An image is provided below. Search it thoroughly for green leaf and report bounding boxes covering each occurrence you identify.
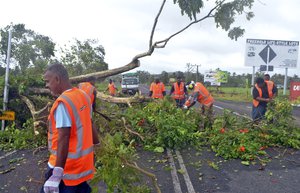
[241,161,250,166]
[153,147,164,153]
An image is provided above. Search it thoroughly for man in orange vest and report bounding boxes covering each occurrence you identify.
[149,78,166,99]
[264,74,278,98]
[252,77,273,121]
[42,63,99,193]
[183,81,214,115]
[106,79,118,96]
[78,76,97,111]
[170,76,188,108]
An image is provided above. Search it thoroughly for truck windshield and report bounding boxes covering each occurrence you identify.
[122,78,138,85]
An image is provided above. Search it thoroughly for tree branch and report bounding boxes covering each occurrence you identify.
[124,161,161,193]
[153,1,223,49]
[121,117,145,141]
[149,0,167,48]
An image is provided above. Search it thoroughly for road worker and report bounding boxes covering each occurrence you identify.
[252,77,273,121]
[183,81,214,114]
[264,74,278,98]
[169,76,188,108]
[149,78,166,99]
[42,63,98,193]
[78,76,97,111]
[106,79,118,96]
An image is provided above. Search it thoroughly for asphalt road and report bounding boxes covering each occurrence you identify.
[137,84,300,193]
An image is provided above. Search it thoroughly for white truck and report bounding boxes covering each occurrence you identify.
[121,73,139,95]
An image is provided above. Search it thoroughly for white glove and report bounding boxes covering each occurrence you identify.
[44,167,64,193]
[183,105,188,110]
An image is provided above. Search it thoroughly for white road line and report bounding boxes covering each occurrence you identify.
[167,148,183,193]
[0,150,17,160]
[213,104,251,120]
[175,150,196,193]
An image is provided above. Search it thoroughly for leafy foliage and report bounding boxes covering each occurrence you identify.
[60,39,108,76]
[124,97,204,151]
[0,119,47,151]
[91,132,150,193]
[0,24,55,74]
[173,0,203,20]
[205,99,300,161]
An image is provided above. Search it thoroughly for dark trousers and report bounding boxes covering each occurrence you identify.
[252,105,267,121]
[175,99,186,108]
[40,166,92,193]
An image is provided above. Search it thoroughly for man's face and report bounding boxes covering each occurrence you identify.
[177,78,182,83]
[43,71,61,96]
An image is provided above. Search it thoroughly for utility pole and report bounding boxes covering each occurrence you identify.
[2,25,12,131]
[191,64,201,82]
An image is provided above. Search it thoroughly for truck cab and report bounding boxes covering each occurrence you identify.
[121,73,139,95]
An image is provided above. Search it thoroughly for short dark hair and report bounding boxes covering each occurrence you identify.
[46,63,69,81]
[264,74,270,78]
[255,77,265,84]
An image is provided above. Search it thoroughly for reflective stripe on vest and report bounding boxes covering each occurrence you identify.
[48,88,94,186]
[173,82,185,99]
[64,169,94,180]
[48,94,93,159]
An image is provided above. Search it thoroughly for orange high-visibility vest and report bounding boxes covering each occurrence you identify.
[253,84,272,107]
[265,80,274,98]
[173,82,185,99]
[78,82,95,104]
[48,88,94,186]
[194,82,214,107]
[150,82,165,99]
[108,83,116,95]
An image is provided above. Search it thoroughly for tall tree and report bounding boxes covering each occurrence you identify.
[0,24,55,74]
[60,39,108,76]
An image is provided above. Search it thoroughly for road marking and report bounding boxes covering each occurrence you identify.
[213,104,251,120]
[0,150,17,160]
[167,148,183,193]
[175,150,196,193]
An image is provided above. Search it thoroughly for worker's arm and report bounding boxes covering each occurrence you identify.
[169,85,175,95]
[253,88,271,102]
[183,92,198,109]
[56,127,71,168]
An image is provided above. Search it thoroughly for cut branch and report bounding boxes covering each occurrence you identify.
[124,161,161,193]
[121,117,145,141]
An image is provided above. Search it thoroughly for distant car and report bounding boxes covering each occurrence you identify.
[247,52,255,57]
[277,84,284,89]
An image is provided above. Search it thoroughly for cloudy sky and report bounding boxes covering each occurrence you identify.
[0,0,300,76]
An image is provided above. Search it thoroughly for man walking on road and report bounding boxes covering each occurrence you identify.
[169,76,188,108]
[149,78,166,99]
[264,74,278,98]
[42,63,98,193]
[252,77,273,121]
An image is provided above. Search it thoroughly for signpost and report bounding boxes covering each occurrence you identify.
[245,38,299,95]
[0,111,15,121]
[204,69,228,86]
